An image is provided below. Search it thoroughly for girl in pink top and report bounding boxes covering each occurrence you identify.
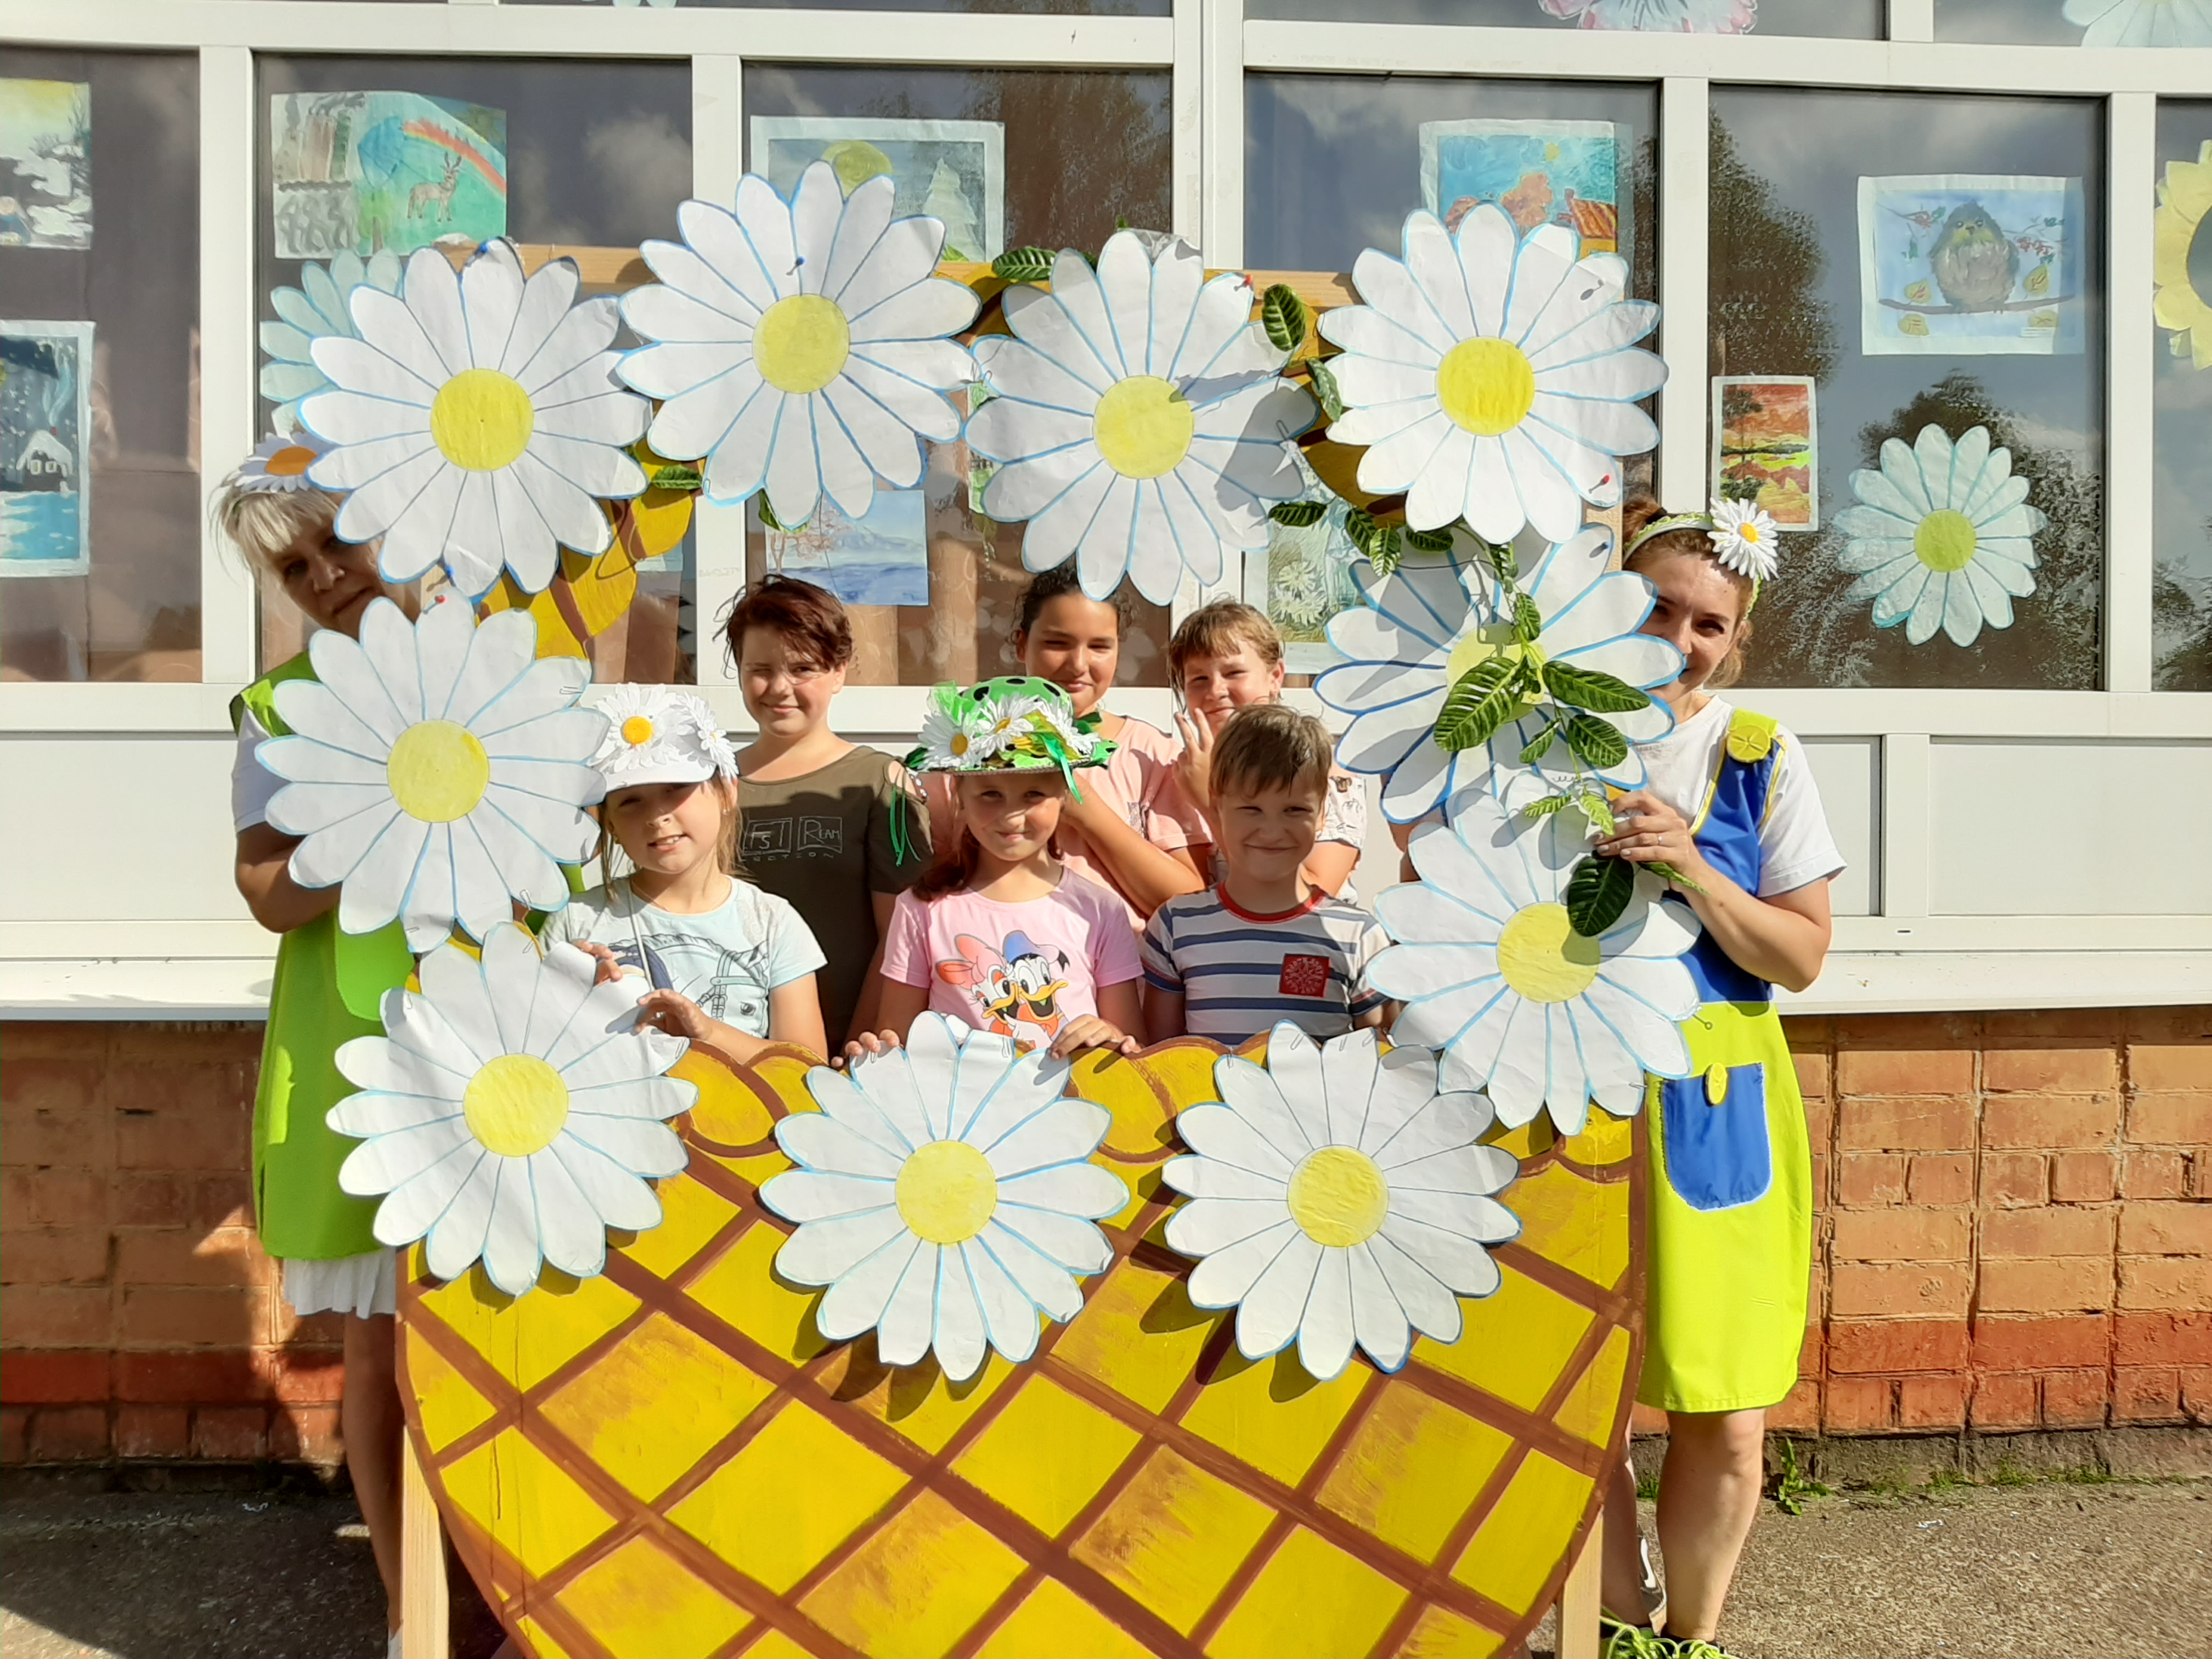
[862,678,1143,1061]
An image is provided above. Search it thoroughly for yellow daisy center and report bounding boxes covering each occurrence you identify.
[1497,901,1603,1003]
[1443,618,1524,688]
[430,368,535,472]
[1286,1146,1390,1248]
[1741,522,1763,544]
[1436,337,1537,437]
[386,719,491,823]
[1913,508,1978,573]
[266,444,317,478]
[620,715,657,746]
[949,731,974,758]
[754,294,852,395]
[462,1053,570,1158]
[895,1139,998,1245]
[1093,375,1196,479]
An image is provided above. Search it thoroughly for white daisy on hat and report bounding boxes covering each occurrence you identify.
[590,686,737,790]
[231,431,337,495]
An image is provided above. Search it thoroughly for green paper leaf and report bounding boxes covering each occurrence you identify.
[1482,539,1519,583]
[1433,658,1520,752]
[1543,660,1652,715]
[1578,791,1617,835]
[1564,853,1637,940]
[1307,357,1346,422]
[1404,526,1455,554]
[1564,714,1629,771]
[1521,794,1571,819]
[1269,500,1327,527]
[1513,593,1544,645]
[1519,723,1559,766]
[1369,538,1403,579]
[992,246,1056,283]
[1647,860,1708,895]
[757,495,808,533]
[648,462,703,494]
[1261,283,1311,355]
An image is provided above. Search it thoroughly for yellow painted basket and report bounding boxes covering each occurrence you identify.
[398,1036,1645,1659]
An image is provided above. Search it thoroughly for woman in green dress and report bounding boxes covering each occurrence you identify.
[219,436,420,1657]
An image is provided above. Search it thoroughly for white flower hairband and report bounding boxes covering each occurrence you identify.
[1621,499,1780,584]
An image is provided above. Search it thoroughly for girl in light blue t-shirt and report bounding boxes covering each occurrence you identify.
[544,688,828,1062]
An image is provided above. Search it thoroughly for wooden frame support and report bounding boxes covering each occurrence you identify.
[402,1434,451,1659]
[1559,1514,1605,1659]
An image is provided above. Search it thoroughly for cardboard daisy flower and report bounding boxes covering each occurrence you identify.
[1315,527,1683,822]
[1830,424,2046,648]
[331,924,694,1297]
[1163,1025,1520,1382]
[619,165,979,529]
[1319,203,1664,544]
[1368,787,1700,1133]
[258,597,606,951]
[259,249,403,433]
[966,231,1317,604]
[1709,498,1781,582]
[2154,139,2212,369]
[2063,0,2212,45]
[232,431,336,496]
[759,1014,1128,1380]
[302,239,651,599]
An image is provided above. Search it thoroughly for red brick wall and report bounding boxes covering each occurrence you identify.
[4,1009,2208,1466]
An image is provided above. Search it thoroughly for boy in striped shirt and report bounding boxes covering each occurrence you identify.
[1141,703,1393,1045]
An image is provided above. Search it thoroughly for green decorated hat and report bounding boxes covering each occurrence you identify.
[904,676,1116,778]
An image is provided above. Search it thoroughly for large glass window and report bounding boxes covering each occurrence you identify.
[1247,0,1879,35]
[1932,0,2209,45]
[742,65,1176,687]
[527,0,1166,10]
[1711,88,2106,691]
[253,57,694,679]
[1,51,199,683]
[2154,98,2211,691]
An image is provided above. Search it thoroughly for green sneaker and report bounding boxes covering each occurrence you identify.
[1667,1639,1742,1659]
[1599,1616,1671,1658]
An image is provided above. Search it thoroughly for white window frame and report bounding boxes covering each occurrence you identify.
[3,0,2209,1016]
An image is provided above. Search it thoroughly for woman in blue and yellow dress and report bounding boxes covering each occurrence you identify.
[1592,496,1845,1658]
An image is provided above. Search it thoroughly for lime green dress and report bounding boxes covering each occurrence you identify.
[233,655,414,1261]
[1637,708,1816,1415]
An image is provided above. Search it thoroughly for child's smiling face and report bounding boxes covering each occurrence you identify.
[606,778,731,879]
[957,774,1065,865]
[1213,776,1323,889]
[1017,593,1121,717]
[1178,642,1285,735]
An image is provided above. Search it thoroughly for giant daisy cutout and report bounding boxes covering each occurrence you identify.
[1368,787,1700,1132]
[2062,0,2212,44]
[1163,1025,1519,1382]
[2155,138,2212,370]
[1319,203,1664,544]
[302,239,651,599]
[1314,526,1683,823]
[1830,424,2047,648]
[759,1014,1128,1381]
[966,231,1317,604]
[258,597,606,951]
[332,924,693,1297]
[620,165,979,531]
[260,249,403,434]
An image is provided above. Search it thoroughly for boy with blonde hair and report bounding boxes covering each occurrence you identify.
[1142,702,1391,1045]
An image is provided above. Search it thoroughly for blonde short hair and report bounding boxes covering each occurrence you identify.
[209,473,341,584]
[1211,702,1333,803]
[1167,599,1283,689]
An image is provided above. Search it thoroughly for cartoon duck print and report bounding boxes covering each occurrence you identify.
[935,929,1073,1051]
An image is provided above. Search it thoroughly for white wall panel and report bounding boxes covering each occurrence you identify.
[1929,740,2212,916]
[1797,738,1877,918]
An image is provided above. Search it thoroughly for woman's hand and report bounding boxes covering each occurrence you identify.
[1594,791,1713,891]
[572,940,627,986]
[633,988,715,1043]
[1049,1016,1140,1060]
[1171,709,1215,820]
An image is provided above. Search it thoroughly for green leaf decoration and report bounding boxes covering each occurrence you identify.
[1482,539,1519,583]
[1647,860,1709,895]
[1343,506,1376,549]
[1261,283,1311,355]
[1404,526,1455,554]
[1564,853,1637,939]
[1519,723,1559,766]
[991,246,1057,283]
[648,462,703,494]
[1564,714,1629,770]
[1521,795,1570,819]
[1543,660,1652,714]
[1307,357,1346,422]
[1269,500,1327,528]
[1577,791,1616,835]
[1513,593,1544,645]
[1369,538,1403,579]
[757,495,808,533]
[1432,658,1521,752]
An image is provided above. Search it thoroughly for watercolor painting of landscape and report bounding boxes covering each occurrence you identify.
[1712,376,1818,531]
[270,91,507,261]
[1858,173,2084,356]
[0,79,92,250]
[1,320,94,578]
[751,117,1005,264]
[758,488,930,610]
[1420,118,1627,257]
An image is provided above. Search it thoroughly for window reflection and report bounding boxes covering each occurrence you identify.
[1247,0,1879,35]
[2153,99,2211,691]
[0,51,198,684]
[526,0,1165,11]
[741,66,1176,687]
[1712,88,2106,691]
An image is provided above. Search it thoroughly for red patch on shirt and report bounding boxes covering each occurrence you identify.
[1278,954,1332,998]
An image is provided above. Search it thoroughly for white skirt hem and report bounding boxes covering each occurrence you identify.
[279,1248,399,1319]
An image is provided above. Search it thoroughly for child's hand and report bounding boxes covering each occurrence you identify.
[1172,709,1215,817]
[1048,1016,1140,1060]
[633,988,714,1042]
[573,940,627,986]
[840,1030,901,1066]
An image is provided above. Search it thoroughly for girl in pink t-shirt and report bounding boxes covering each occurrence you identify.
[861,679,1143,1060]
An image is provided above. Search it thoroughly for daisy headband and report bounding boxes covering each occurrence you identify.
[230,431,337,495]
[1622,499,1781,592]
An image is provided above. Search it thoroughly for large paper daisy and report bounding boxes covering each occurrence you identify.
[258,597,606,951]
[331,924,693,1297]
[2062,0,2212,44]
[620,165,979,530]
[966,231,1317,604]
[2155,139,2212,370]
[759,1014,1127,1381]
[302,239,651,599]
[1368,787,1700,1133]
[259,249,403,434]
[1319,203,1664,544]
[1314,526,1683,823]
[1830,424,2047,648]
[1163,1025,1520,1382]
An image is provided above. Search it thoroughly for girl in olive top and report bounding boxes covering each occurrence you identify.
[725,577,932,1045]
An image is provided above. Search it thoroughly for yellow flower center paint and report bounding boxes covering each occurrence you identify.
[1436,337,1537,437]
[896,1139,1000,1245]
[1286,1146,1390,1248]
[430,368,535,472]
[1912,507,1979,573]
[753,294,852,395]
[462,1053,571,1158]
[386,720,492,823]
[1497,902,1603,1003]
[1093,375,1196,479]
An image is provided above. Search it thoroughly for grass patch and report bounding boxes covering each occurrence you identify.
[1770,1439,1833,1515]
